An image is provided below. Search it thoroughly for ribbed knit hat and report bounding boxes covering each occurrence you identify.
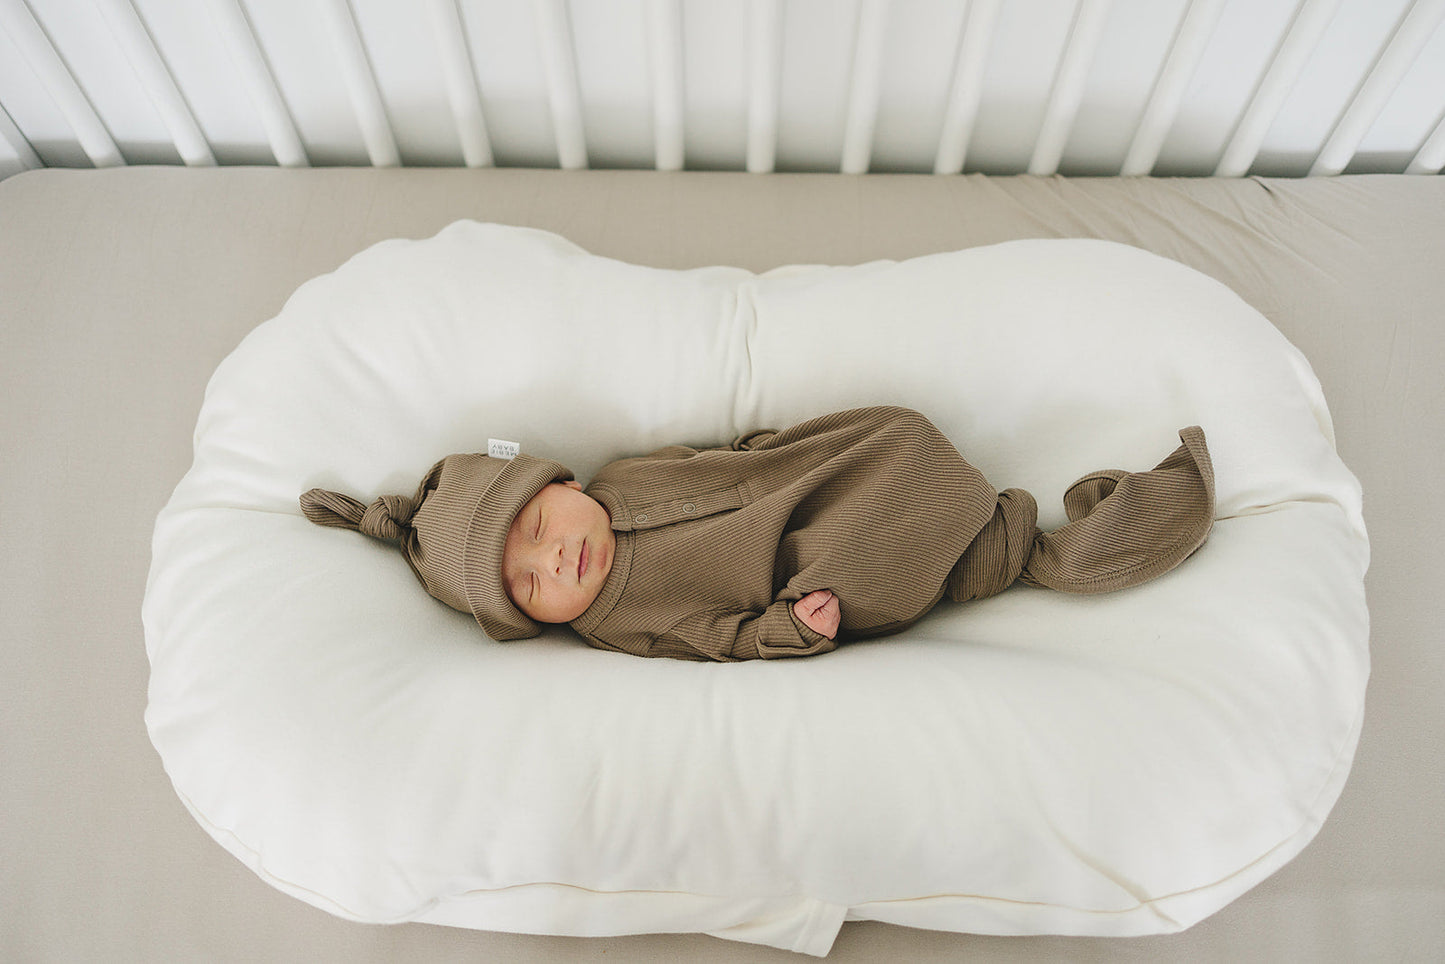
[300,452,573,640]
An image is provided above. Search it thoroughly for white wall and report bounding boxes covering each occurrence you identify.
[1,0,1443,182]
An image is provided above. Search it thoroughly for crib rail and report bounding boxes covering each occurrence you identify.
[1,0,1442,181]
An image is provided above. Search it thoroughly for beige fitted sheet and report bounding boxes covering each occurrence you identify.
[1,167,1440,962]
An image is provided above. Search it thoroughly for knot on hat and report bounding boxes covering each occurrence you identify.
[300,488,417,542]
[299,451,575,642]
[359,494,418,540]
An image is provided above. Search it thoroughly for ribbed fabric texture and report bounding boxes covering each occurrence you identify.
[947,426,1214,602]
[300,488,418,542]
[1023,426,1214,592]
[946,488,1040,603]
[573,407,1000,660]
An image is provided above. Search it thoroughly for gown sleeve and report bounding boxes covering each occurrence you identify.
[653,599,837,661]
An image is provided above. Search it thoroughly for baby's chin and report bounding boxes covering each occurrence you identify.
[564,581,607,622]
[508,589,599,626]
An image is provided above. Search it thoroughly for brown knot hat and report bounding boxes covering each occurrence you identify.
[300,452,573,640]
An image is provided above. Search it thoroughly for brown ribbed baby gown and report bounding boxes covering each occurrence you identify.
[569,406,1214,661]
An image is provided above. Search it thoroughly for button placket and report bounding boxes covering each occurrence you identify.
[627,484,746,529]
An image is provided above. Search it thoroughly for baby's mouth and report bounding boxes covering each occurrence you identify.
[579,539,589,580]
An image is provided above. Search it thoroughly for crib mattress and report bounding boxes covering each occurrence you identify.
[3,167,1442,961]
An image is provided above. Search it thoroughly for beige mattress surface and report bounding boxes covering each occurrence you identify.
[2,167,1441,961]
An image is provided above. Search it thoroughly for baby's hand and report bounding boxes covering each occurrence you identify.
[793,589,840,640]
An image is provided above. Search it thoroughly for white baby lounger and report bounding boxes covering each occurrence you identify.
[143,222,1369,956]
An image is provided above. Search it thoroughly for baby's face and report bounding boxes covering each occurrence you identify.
[501,481,615,624]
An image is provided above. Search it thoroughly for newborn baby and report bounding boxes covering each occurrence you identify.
[499,476,848,647]
[302,406,1214,660]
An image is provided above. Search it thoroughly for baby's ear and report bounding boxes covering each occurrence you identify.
[561,479,583,491]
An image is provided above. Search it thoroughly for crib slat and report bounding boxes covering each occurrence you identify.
[841,0,889,174]
[424,0,493,167]
[1121,0,1225,176]
[1028,0,1113,176]
[534,0,588,169]
[1405,110,1445,175]
[319,0,400,167]
[647,0,685,171]
[1309,0,1445,176]
[1214,0,1340,177]
[95,0,217,167]
[747,0,782,173]
[0,101,42,172]
[0,0,125,167]
[206,0,308,167]
[934,0,1000,175]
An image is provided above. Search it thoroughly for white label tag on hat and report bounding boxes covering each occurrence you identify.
[488,438,520,460]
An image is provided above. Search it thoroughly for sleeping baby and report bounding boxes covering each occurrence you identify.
[300,406,1214,660]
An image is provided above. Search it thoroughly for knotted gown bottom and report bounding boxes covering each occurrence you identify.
[947,426,1215,603]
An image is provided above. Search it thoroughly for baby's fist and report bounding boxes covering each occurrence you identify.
[793,589,840,640]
